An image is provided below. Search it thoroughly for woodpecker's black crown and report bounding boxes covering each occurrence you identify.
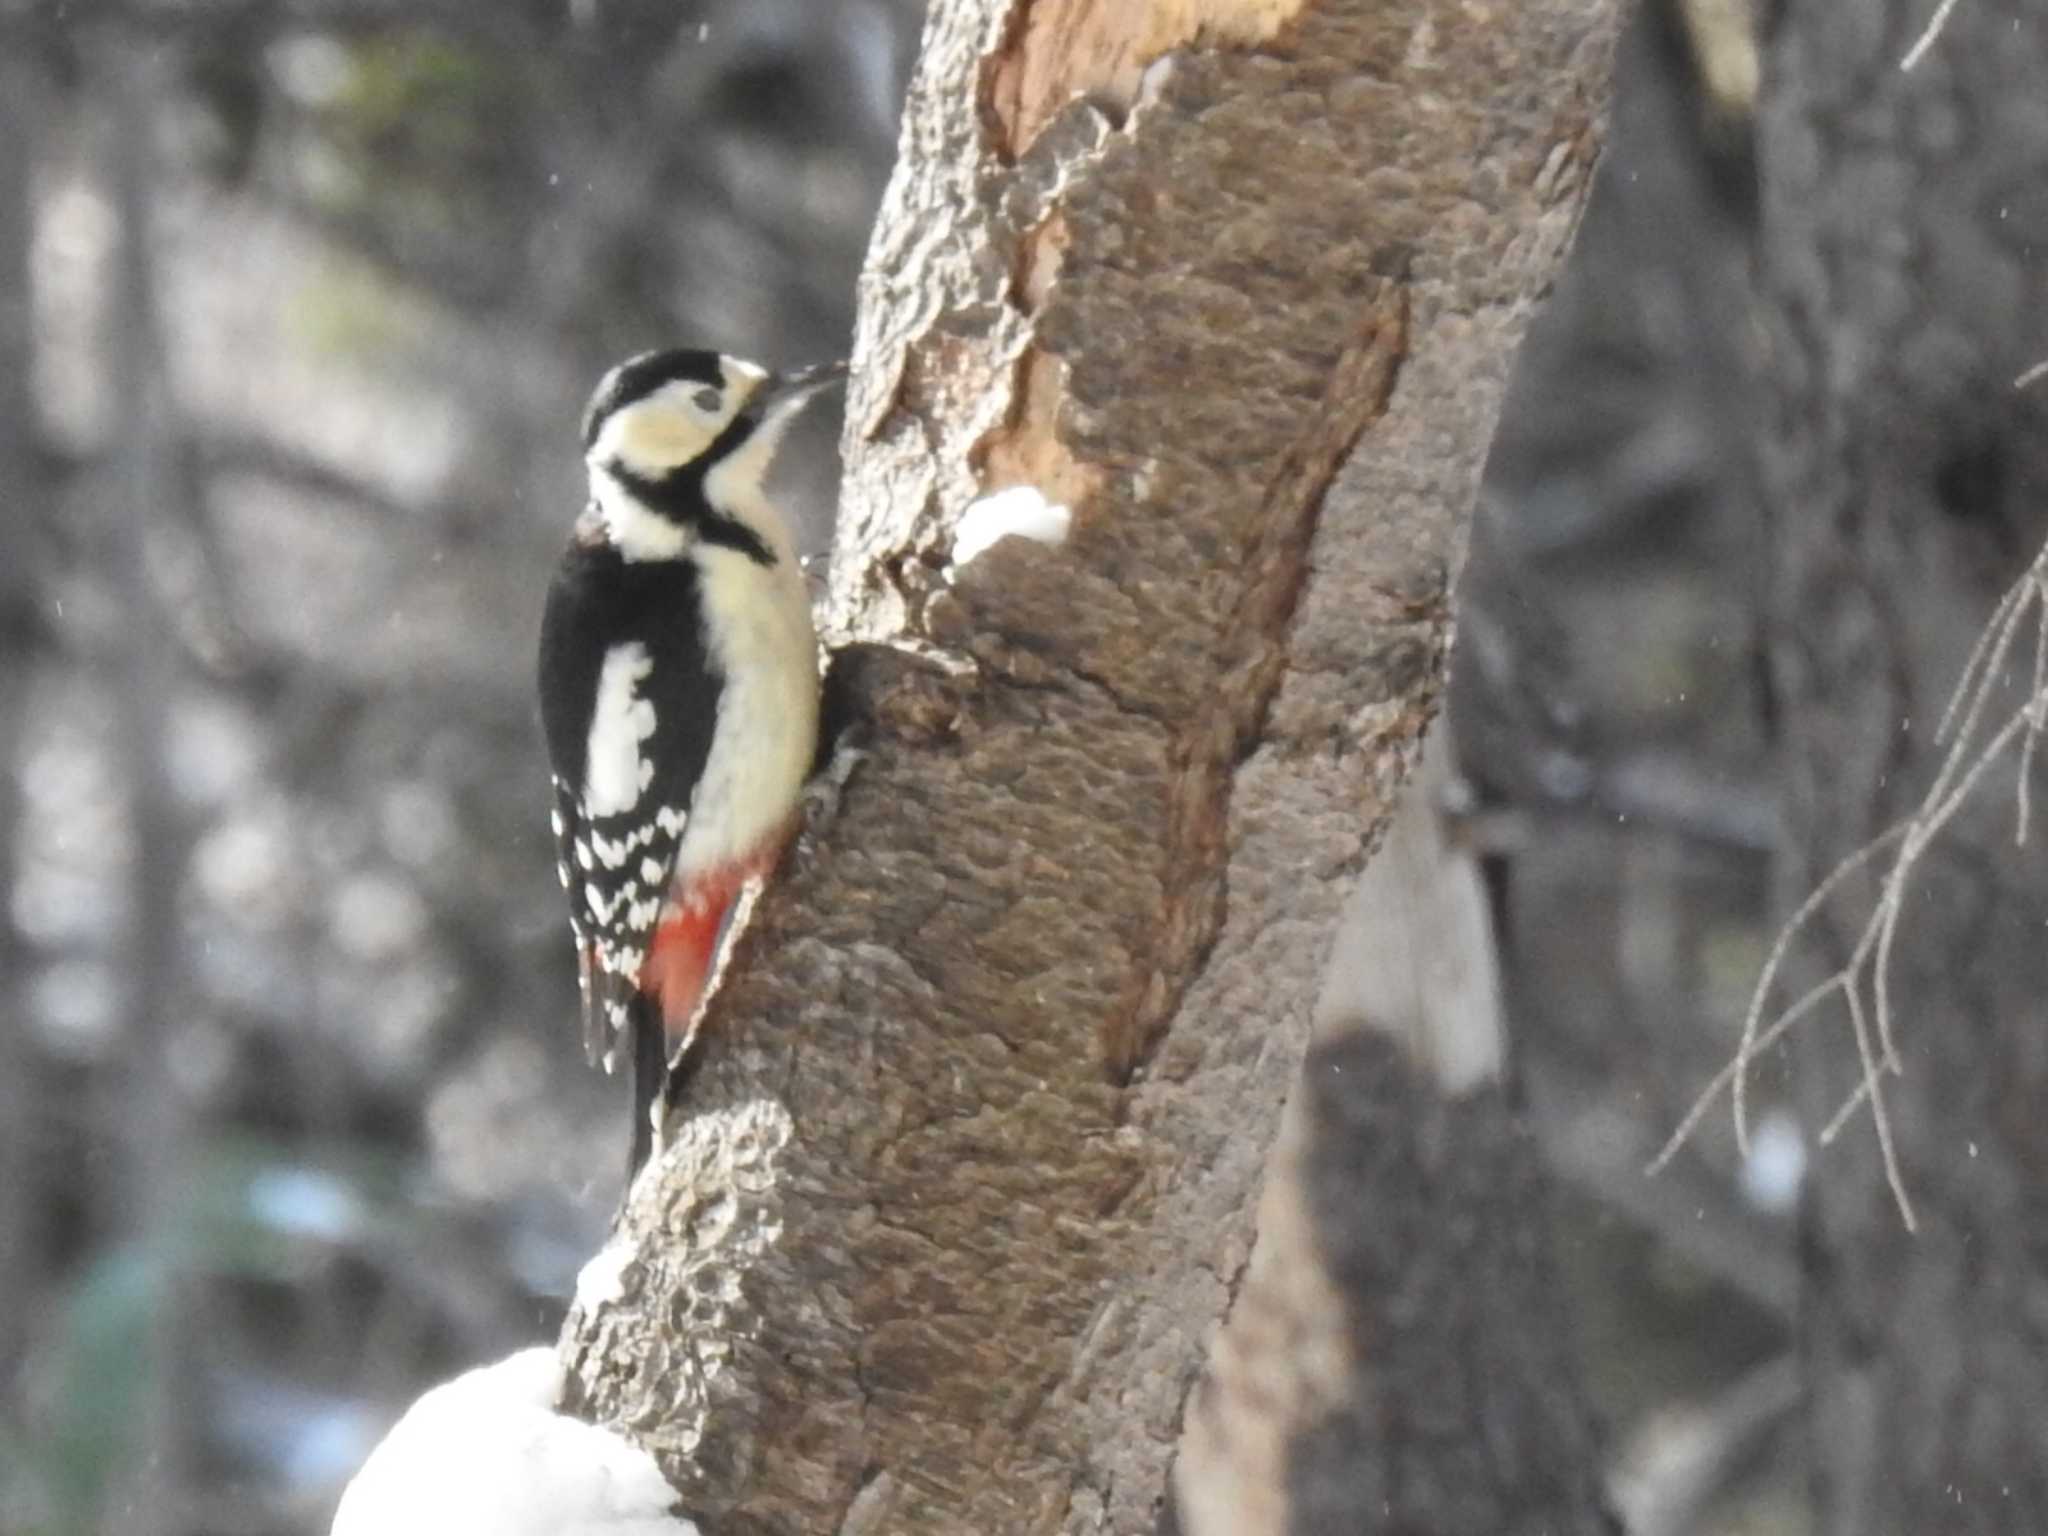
[580,348,728,451]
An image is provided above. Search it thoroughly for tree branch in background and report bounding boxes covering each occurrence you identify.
[1651,451,2048,1234]
[104,32,199,1536]
[1751,0,2048,1524]
[0,26,49,1409]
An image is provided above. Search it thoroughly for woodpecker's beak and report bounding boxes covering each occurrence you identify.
[755,359,848,424]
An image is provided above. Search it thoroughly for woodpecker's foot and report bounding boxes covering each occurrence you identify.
[660,1029,710,1115]
[642,1093,670,1177]
[800,739,867,850]
[614,1089,673,1230]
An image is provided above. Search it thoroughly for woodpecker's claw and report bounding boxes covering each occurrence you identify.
[799,738,868,855]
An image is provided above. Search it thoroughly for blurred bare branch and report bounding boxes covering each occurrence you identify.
[104,30,197,1535]
[0,32,47,1404]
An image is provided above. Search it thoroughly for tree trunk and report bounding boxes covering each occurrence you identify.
[562,2,1620,1531]
[1756,1,2048,1529]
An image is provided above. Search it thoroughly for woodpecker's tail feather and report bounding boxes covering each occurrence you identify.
[626,992,665,1183]
[620,867,770,1181]
[623,971,722,1185]
[577,942,639,1073]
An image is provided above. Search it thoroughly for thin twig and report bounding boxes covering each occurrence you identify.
[1918,702,2035,859]
[1819,1064,1881,1145]
[2018,585,2048,844]
[1901,0,1966,72]
[1871,848,1908,1075]
[1837,932,1914,1228]
[1647,971,1846,1176]
[1869,694,2035,1085]
[1934,562,2028,745]
[1729,822,1909,1152]
[1657,533,2048,1231]
[1837,718,2039,1151]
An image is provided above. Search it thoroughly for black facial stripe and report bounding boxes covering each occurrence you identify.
[697,515,777,567]
[600,407,778,568]
[608,457,777,569]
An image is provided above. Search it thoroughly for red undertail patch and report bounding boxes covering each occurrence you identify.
[641,893,733,1051]
[639,822,800,1054]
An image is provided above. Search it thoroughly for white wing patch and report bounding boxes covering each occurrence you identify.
[583,643,658,816]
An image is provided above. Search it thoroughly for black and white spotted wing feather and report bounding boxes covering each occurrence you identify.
[537,516,723,1070]
[545,779,686,1064]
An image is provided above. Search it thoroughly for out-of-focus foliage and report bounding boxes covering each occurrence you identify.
[0,4,918,1532]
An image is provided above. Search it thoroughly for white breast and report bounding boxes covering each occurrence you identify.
[583,644,657,816]
[674,539,819,879]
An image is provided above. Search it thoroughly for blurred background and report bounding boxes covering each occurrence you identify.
[0,2,1800,1533]
[0,3,917,1531]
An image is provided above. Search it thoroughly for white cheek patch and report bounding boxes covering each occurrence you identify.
[593,388,716,473]
[589,468,688,562]
[584,644,658,816]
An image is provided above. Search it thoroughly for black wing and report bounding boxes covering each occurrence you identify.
[538,526,724,1069]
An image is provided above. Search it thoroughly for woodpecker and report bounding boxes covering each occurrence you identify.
[538,347,835,1178]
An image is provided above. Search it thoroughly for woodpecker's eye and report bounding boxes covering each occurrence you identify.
[692,387,722,415]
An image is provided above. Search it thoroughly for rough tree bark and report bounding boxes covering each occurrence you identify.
[1756,1,2048,1531]
[561,2,1619,1531]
